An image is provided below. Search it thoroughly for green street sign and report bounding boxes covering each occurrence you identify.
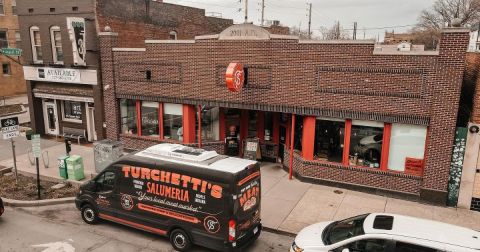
[1,48,22,56]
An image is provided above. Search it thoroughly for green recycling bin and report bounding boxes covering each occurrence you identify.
[66,155,85,181]
[58,156,69,179]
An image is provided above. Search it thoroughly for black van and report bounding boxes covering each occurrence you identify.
[75,144,261,251]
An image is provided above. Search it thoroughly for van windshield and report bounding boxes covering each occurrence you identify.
[324,214,367,245]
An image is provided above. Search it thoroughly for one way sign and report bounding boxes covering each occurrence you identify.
[1,117,19,140]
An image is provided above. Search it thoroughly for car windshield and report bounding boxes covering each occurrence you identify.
[326,214,368,245]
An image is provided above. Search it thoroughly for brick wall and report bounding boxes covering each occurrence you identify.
[96,0,233,48]
[99,26,469,202]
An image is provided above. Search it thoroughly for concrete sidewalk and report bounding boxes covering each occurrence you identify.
[0,136,96,184]
[260,163,480,234]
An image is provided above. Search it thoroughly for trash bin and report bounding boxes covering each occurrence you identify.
[94,140,123,173]
[66,155,85,181]
[58,156,69,179]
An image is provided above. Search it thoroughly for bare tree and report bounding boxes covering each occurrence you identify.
[417,0,480,30]
[318,22,350,40]
[289,26,312,39]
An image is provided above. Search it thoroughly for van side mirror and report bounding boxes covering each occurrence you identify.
[342,249,350,252]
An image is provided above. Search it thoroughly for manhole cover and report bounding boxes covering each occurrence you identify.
[334,190,343,194]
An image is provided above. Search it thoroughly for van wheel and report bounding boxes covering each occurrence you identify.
[170,229,192,251]
[81,204,99,224]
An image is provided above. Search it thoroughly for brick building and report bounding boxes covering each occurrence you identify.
[0,0,26,97]
[17,0,232,142]
[99,23,469,204]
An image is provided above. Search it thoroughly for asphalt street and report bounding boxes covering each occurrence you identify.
[0,204,293,252]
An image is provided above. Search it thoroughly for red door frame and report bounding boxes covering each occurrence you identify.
[302,116,316,161]
[289,114,296,180]
[136,100,142,136]
[159,103,164,140]
[380,123,392,171]
[342,119,352,166]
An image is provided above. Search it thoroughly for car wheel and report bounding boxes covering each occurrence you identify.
[170,229,192,251]
[81,204,99,224]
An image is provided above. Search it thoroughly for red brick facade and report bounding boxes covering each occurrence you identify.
[100,25,469,204]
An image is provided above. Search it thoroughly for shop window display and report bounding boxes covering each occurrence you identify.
[63,101,82,121]
[264,112,273,141]
[196,106,220,141]
[248,111,258,138]
[388,124,427,171]
[120,99,137,135]
[314,119,344,163]
[163,103,183,141]
[141,101,159,137]
[349,121,384,168]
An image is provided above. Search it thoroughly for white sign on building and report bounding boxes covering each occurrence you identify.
[67,17,87,66]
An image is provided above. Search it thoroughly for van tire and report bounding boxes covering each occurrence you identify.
[169,229,192,251]
[81,204,99,224]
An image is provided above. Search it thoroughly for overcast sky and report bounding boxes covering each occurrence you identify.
[163,0,435,40]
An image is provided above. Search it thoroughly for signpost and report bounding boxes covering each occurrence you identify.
[1,117,19,183]
[31,134,42,199]
[0,48,22,56]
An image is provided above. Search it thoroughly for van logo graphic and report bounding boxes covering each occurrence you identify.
[243,196,257,211]
[121,194,134,211]
[204,216,220,234]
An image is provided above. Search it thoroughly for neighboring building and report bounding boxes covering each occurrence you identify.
[17,0,232,142]
[375,42,425,53]
[0,0,26,97]
[383,31,415,44]
[99,24,469,204]
[468,23,480,52]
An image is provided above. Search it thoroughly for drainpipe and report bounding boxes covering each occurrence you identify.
[198,105,202,148]
[289,114,295,180]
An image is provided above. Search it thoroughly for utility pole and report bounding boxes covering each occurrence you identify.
[244,0,248,23]
[307,3,312,39]
[261,0,265,26]
[353,22,357,40]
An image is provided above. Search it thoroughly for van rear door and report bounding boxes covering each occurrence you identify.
[233,163,261,241]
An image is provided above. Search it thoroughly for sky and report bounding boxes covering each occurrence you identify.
[163,0,436,40]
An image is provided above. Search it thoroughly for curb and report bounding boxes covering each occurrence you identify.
[3,197,76,207]
[262,226,297,237]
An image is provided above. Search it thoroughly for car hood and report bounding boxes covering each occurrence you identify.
[294,221,333,248]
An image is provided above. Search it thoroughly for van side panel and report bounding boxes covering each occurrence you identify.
[115,163,232,249]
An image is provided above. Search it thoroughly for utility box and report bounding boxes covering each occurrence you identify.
[94,140,123,173]
[58,156,69,179]
[66,155,85,181]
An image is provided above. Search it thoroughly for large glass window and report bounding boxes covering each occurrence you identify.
[120,99,138,135]
[50,26,63,64]
[314,118,345,163]
[163,103,183,141]
[197,106,219,141]
[30,26,43,63]
[264,112,274,141]
[0,0,4,15]
[349,120,384,168]
[63,101,82,121]
[388,124,427,172]
[248,111,258,138]
[141,101,159,137]
[11,0,16,15]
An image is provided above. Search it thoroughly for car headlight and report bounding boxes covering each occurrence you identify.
[292,242,304,252]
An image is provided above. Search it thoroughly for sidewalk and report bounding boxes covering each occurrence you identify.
[0,136,96,183]
[260,163,480,234]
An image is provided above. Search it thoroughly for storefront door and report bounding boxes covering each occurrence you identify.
[86,104,97,142]
[43,100,59,135]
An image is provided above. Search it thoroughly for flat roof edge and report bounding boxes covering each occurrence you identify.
[373,51,439,56]
[145,40,196,44]
[112,48,146,52]
[299,39,375,44]
[441,27,470,33]
[195,34,219,40]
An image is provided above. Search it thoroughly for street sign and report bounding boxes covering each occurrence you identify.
[0,48,22,56]
[1,117,19,140]
[32,134,41,158]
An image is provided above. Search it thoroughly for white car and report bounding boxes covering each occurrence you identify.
[290,213,480,252]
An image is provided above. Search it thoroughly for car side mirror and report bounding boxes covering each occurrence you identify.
[342,249,350,252]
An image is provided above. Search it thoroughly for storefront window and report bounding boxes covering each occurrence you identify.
[388,124,427,171]
[197,106,220,141]
[248,111,257,138]
[349,120,384,168]
[63,101,82,121]
[294,115,303,151]
[120,99,138,135]
[163,103,183,141]
[141,101,159,137]
[314,118,344,163]
[264,112,273,141]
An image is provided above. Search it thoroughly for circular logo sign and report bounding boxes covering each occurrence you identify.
[225,63,245,92]
[121,194,134,211]
[203,216,221,234]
